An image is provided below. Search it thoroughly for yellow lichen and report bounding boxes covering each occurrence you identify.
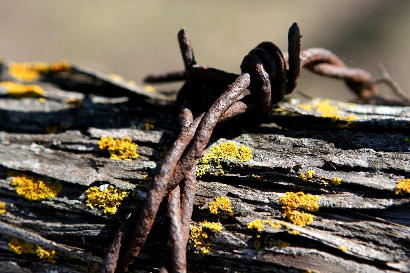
[300,170,315,181]
[196,141,252,176]
[281,221,301,235]
[11,175,62,201]
[0,201,6,214]
[8,238,55,262]
[9,61,70,81]
[280,192,321,227]
[271,106,287,114]
[338,245,348,252]
[98,136,139,161]
[331,177,342,186]
[38,97,46,103]
[208,196,233,217]
[189,221,222,254]
[280,192,320,212]
[251,174,262,180]
[395,178,410,195]
[108,73,124,82]
[282,209,314,227]
[8,238,36,254]
[144,119,155,130]
[298,99,357,126]
[143,85,155,92]
[35,246,56,262]
[49,60,71,72]
[200,220,223,232]
[1,81,44,98]
[287,228,300,235]
[265,219,281,229]
[238,145,253,162]
[85,185,127,214]
[247,219,264,232]
[298,103,313,111]
[247,219,281,232]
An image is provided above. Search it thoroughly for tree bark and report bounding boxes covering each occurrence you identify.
[0,64,409,273]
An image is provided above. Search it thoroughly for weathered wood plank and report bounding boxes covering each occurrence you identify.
[0,61,409,273]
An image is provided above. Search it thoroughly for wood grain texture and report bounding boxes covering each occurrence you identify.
[0,61,409,273]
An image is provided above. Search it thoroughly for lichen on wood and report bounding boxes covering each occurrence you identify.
[0,60,409,273]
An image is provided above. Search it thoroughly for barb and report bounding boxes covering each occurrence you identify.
[375,63,410,104]
[103,22,385,273]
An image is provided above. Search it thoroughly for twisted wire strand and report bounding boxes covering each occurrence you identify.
[103,22,384,273]
[283,48,376,101]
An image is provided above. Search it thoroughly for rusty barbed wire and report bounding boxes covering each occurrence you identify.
[101,22,393,273]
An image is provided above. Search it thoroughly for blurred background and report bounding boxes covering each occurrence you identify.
[0,0,409,100]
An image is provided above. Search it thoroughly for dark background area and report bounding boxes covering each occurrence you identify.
[1,0,409,100]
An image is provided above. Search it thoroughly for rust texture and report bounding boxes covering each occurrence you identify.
[101,23,389,273]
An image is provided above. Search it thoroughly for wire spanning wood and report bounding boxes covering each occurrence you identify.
[0,53,409,273]
[101,23,397,273]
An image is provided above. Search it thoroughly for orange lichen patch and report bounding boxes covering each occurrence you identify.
[208,196,233,217]
[38,97,46,103]
[395,178,410,195]
[298,99,357,125]
[1,81,44,98]
[85,185,127,214]
[331,176,342,186]
[338,245,348,252]
[280,192,321,227]
[49,60,71,72]
[11,174,62,201]
[8,238,55,262]
[300,170,315,181]
[9,61,70,81]
[189,221,222,254]
[196,141,252,176]
[98,136,139,161]
[0,201,6,214]
[247,219,281,232]
[9,62,48,81]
